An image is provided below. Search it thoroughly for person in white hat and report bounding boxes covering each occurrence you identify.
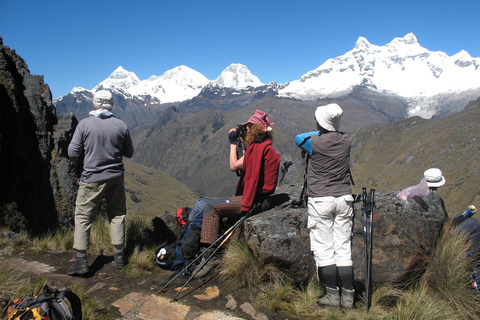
[295,103,355,309]
[424,168,446,191]
[67,90,134,275]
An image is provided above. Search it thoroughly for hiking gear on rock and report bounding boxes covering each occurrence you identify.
[155,197,212,271]
[114,246,126,270]
[363,188,375,312]
[318,286,340,308]
[168,205,259,302]
[341,287,355,309]
[6,285,82,320]
[193,247,221,278]
[67,251,88,275]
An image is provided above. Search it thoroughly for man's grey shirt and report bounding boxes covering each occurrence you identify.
[68,112,134,183]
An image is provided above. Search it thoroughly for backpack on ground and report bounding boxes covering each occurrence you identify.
[5,285,82,320]
[156,197,212,273]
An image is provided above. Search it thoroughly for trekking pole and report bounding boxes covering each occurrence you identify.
[159,216,246,293]
[171,206,257,302]
[361,188,369,311]
[366,189,375,312]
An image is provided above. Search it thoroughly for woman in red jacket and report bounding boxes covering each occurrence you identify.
[194,110,281,278]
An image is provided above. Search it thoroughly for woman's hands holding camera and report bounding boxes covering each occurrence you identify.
[229,128,239,145]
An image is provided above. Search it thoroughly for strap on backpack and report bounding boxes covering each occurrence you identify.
[57,288,82,320]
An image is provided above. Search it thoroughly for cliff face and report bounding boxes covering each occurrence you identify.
[0,36,78,233]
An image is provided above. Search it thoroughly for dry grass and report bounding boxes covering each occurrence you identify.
[220,239,286,293]
[220,224,480,320]
[2,214,480,319]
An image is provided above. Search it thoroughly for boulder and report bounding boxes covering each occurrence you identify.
[242,185,448,286]
[0,40,78,233]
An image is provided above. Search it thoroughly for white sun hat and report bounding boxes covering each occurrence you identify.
[314,103,343,131]
[424,168,446,187]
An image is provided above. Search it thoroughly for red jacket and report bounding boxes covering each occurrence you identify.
[235,137,281,212]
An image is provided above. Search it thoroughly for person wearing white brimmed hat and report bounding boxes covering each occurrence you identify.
[424,168,446,190]
[295,103,355,309]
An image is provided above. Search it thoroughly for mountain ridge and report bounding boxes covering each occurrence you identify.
[57,33,480,118]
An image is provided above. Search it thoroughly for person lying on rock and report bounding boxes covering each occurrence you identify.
[295,103,355,309]
[67,90,134,275]
[193,110,281,278]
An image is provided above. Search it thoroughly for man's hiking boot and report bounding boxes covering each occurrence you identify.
[341,287,355,309]
[318,286,340,308]
[114,246,126,270]
[67,250,89,275]
[193,247,221,278]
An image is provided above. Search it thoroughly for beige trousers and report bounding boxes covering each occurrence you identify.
[308,195,354,267]
[73,175,126,251]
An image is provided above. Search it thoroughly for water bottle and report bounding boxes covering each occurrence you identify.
[463,205,477,218]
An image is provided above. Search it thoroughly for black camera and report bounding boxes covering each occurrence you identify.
[236,125,247,141]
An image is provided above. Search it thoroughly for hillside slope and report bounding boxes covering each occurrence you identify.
[124,160,199,219]
[132,88,408,198]
[350,99,480,215]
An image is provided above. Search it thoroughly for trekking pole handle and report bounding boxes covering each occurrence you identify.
[369,189,376,210]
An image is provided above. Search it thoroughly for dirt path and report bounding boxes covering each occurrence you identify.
[0,249,269,320]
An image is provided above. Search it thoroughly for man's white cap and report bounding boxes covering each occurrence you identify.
[93,90,114,109]
[315,103,343,131]
[424,168,446,187]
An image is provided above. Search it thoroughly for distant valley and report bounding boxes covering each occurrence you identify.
[53,34,480,217]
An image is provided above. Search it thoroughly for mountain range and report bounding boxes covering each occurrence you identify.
[52,34,480,216]
[59,33,480,119]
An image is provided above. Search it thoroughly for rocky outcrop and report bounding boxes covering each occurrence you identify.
[242,185,448,286]
[0,37,78,233]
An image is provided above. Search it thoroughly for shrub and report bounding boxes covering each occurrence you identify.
[0,203,26,232]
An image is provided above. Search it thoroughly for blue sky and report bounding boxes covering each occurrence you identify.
[1,0,479,98]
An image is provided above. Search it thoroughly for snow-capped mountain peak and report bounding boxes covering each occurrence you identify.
[355,37,372,50]
[214,63,263,88]
[128,65,209,103]
[93,66,140,92]
[279,33,480,117]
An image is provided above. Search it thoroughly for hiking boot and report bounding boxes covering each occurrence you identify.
[114,246,126,270]
[67,250,89,275]
[318,286,340,308]
[341,287,355,309]
[193,248,221,278]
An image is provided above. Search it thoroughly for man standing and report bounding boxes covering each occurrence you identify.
[67,90,134,275]
[295,103,355,309]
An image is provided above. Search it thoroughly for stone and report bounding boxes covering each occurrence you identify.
[193,311,245,320]
[112,292,145,316]
[239,302,257,318]
[194,285,220,301]
[85,282,106,295]
[0,41,78,233]
[242,186,448,286]
[254,313,269,320]
[225,294,237,310]
[137,295,190,320]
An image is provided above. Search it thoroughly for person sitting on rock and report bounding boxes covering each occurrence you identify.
[193,110,281,278]
[295,103,355,309]
[424,167,446,191]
